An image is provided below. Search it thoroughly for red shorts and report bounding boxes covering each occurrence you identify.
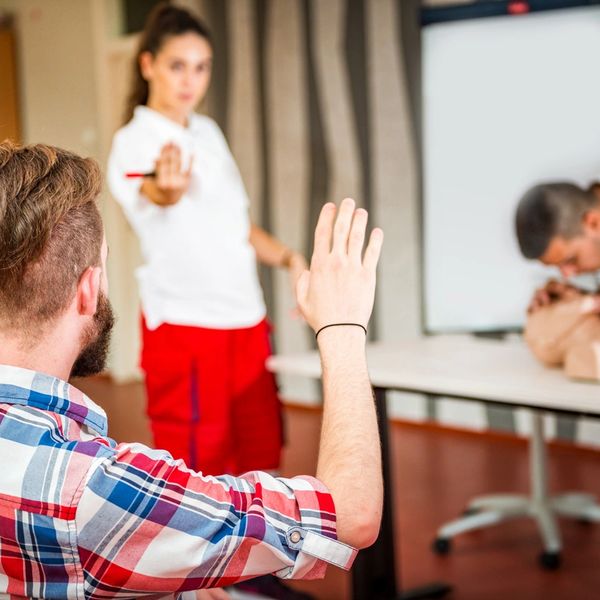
[140,317,283,476]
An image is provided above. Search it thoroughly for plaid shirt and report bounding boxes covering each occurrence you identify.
[0,365,356,599]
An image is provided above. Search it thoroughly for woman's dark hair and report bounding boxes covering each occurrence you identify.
[123,2,212,124]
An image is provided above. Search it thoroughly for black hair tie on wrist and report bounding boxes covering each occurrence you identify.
[315,323,368,340]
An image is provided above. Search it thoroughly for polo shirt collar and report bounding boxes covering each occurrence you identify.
[134,105,201,136]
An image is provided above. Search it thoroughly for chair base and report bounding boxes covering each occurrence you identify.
[436,491,600,554]
[432,411,600,567]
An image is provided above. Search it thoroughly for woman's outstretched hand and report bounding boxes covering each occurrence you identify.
[143,142,193,206]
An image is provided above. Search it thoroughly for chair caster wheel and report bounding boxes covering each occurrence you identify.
[539,551,561,570]
[432,537,451,555]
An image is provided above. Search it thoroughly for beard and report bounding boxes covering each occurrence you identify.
[70,291,115,379]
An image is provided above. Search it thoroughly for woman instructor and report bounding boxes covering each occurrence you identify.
[108,3,306,477]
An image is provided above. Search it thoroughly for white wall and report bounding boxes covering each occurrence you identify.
[0,0,100,157]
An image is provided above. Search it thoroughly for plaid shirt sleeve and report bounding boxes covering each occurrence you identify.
[76,441,356,597]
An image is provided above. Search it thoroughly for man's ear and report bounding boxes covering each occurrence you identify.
[139,51,154,81]
[76,266,101,317]
[582,209,600,235]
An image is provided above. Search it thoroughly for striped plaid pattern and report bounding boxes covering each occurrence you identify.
[0,365,355,599]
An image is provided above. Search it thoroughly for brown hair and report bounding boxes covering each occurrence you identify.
[0,141,103,334]
[123,2,212,124]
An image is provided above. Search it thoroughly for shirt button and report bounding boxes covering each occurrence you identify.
[290,531,302,543]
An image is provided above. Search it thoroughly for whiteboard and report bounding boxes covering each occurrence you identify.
[423,7,600,332]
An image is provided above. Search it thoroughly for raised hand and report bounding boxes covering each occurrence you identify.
[307,199,384,549]
[295,198,383,334]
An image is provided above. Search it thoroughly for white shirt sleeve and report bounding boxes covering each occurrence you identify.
[107,129,161,225]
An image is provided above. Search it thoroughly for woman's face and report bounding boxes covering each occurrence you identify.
[141,32,213,117]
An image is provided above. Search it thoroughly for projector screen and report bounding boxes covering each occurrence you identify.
[423,7,600,332]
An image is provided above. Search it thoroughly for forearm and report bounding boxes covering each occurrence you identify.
[249,223,295,267]
[315,328,383,549]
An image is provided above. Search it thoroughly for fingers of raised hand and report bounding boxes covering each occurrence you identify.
[156,144,191,195]
[332,198,356,255]
[159,143,181,176]
[159,143,173,163]
[312,203,336,262]
[348,208,368,263]
[165,145,181,177]
[363,227,384,272]
[312,200,381,268]
[156,147,171,184]
[171,146,182,174]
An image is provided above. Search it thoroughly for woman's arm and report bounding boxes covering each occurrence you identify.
[249,223,308,286]
[249,223,299,267]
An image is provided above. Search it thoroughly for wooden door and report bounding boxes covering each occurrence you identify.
[0,23,21,143]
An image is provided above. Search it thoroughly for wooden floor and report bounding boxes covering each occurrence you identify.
[76,377,600,600]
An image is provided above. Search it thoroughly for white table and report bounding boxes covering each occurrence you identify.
[267,336,600,599]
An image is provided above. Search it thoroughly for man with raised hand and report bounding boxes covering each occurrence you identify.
[0,141,383,599]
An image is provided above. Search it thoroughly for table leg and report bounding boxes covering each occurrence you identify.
[350,387,452,600]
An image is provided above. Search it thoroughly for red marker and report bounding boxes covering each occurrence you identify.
[125,171,156,178]
[508,1,529,15]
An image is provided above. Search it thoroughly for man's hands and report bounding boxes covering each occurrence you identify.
[528,279,587,313]
[295,199,383,334]
[142,142,193,207]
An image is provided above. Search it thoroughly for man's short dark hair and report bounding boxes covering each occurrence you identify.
[515,182,599,259]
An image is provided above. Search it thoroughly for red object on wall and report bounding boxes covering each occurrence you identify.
[508,1,530,15]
